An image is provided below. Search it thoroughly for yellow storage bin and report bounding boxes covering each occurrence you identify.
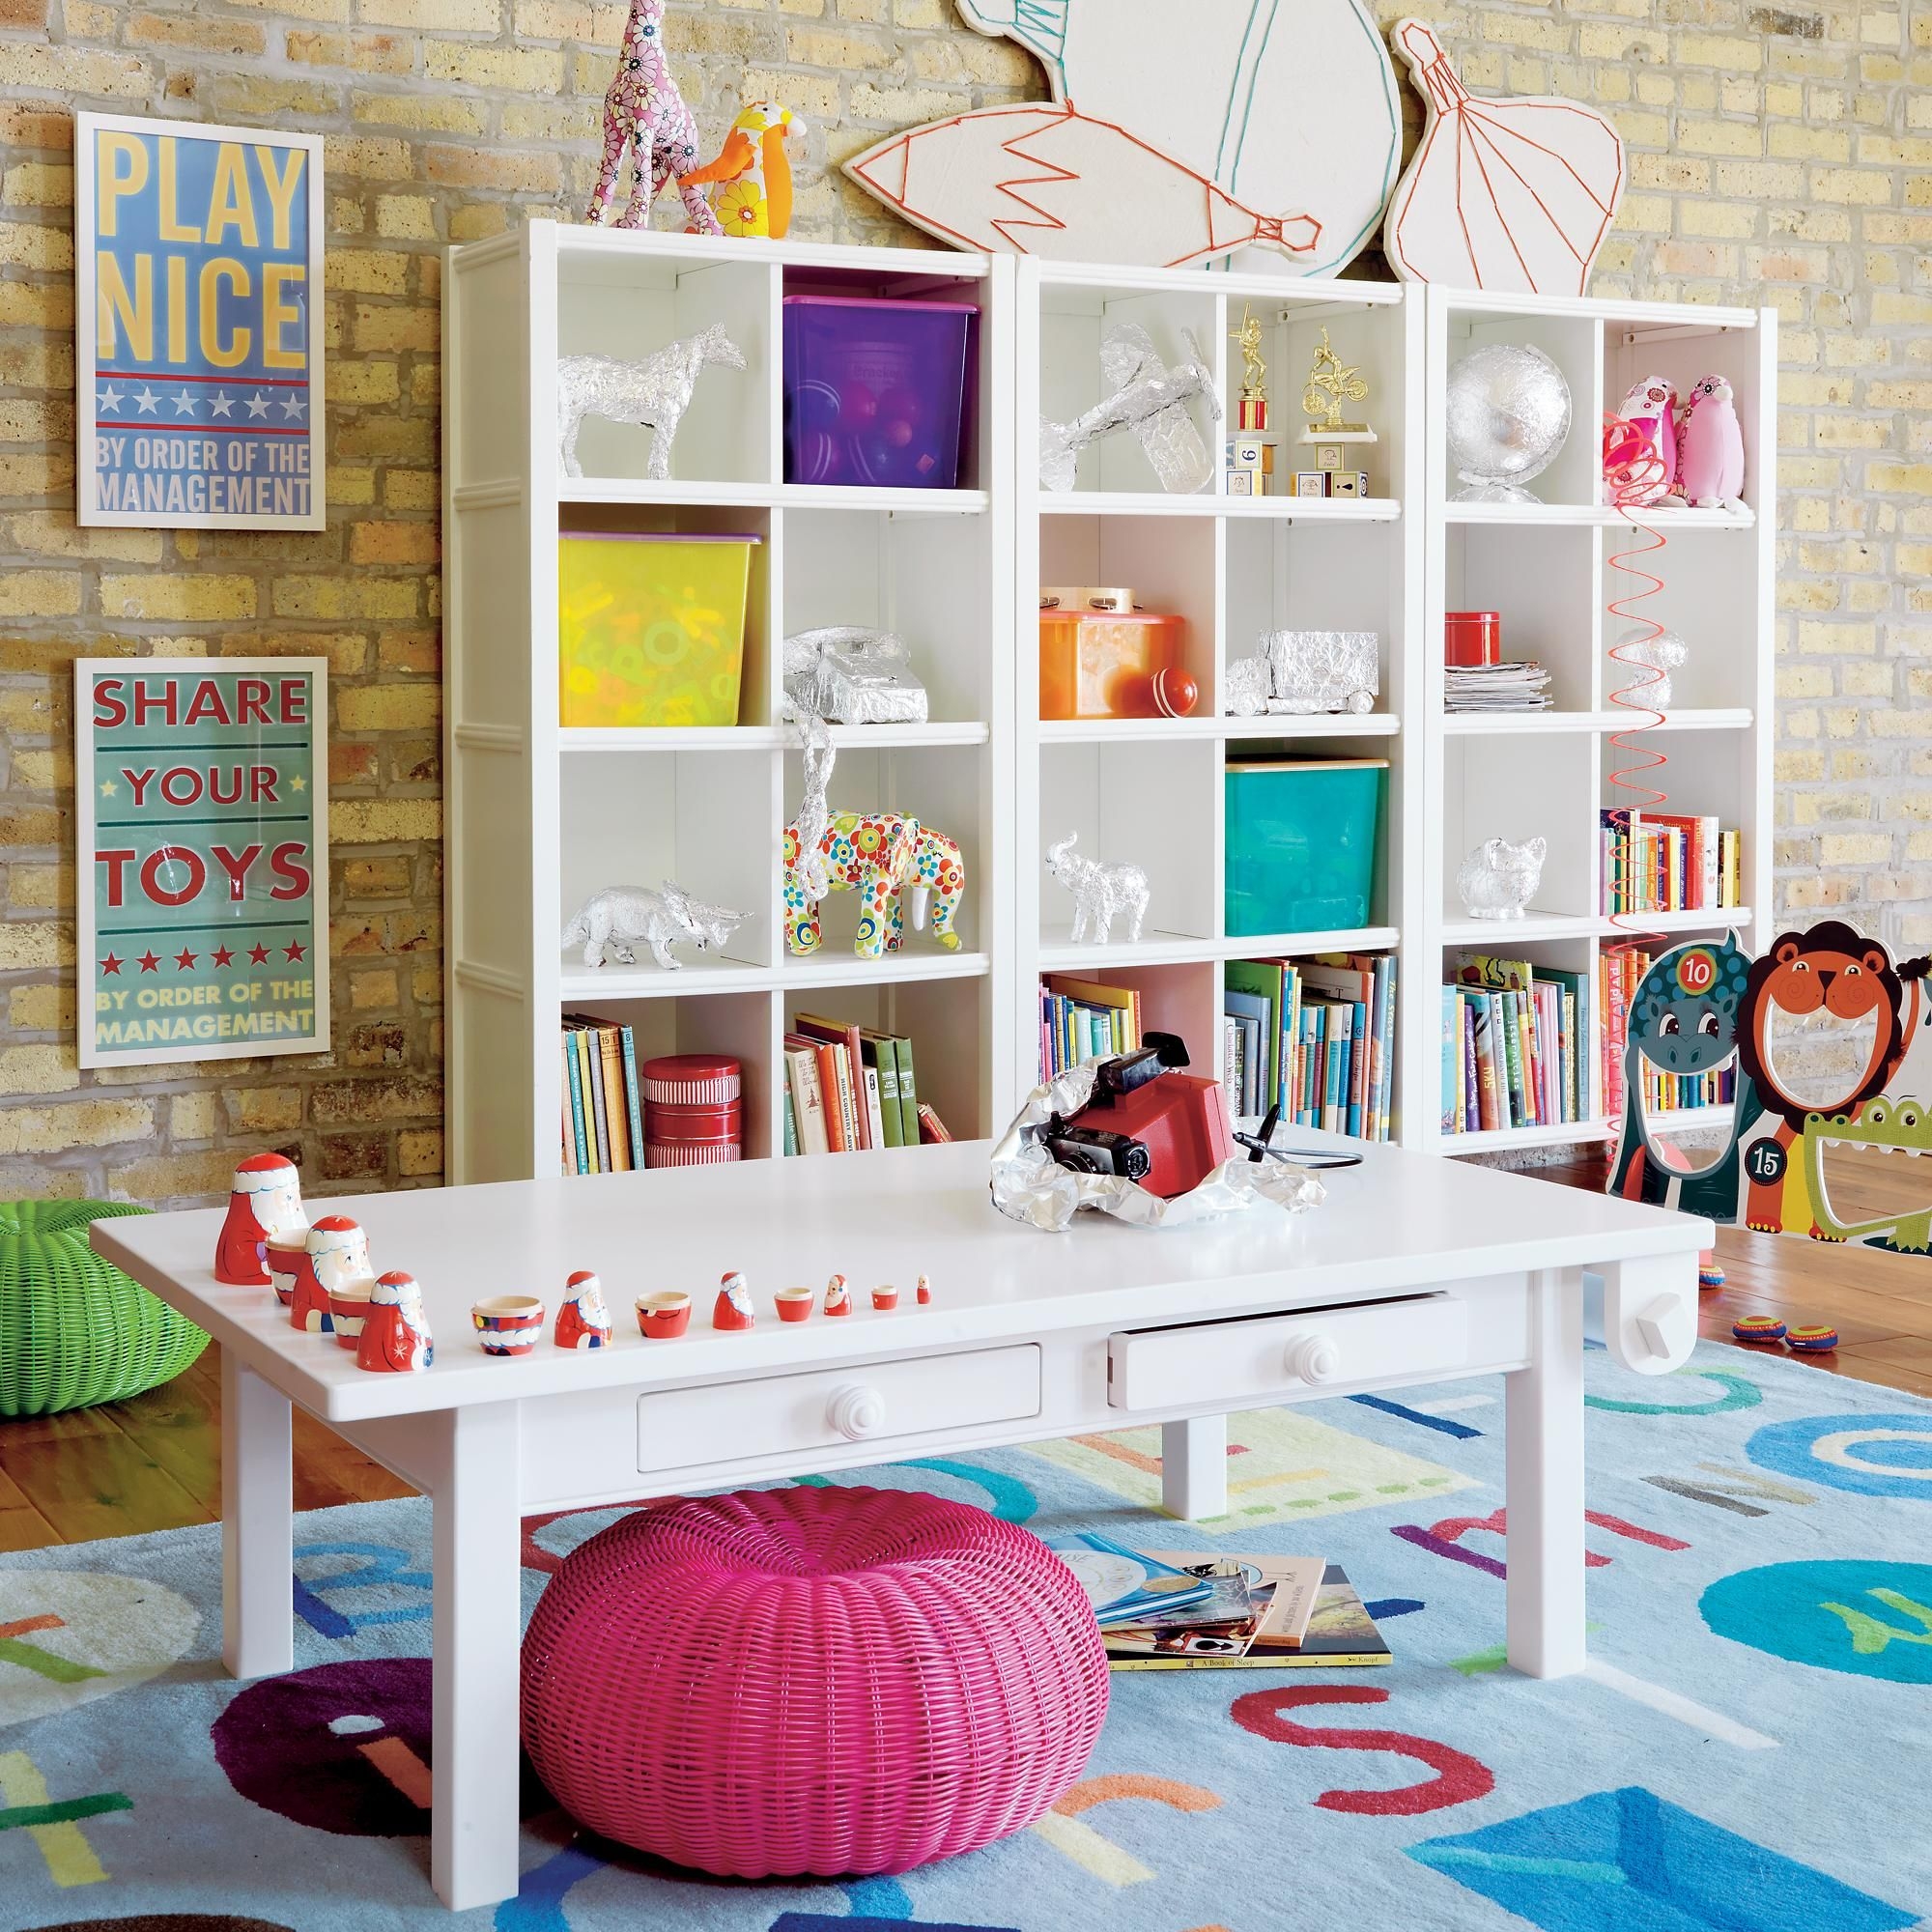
[559,532,759,728]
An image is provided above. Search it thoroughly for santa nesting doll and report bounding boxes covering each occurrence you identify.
[713,1269,754,1332]
[356,1269,434,1373]
[214,1153,306,1286]
[555,1270,611,1350]
[295,1215,372,1334]
[823,1272,851,1319]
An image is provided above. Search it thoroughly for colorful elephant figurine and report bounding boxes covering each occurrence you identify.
[783,810,965,958]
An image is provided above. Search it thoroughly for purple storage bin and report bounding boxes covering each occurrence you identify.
[783,296,978,490]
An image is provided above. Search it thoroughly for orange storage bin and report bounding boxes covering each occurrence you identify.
[1038,603,1189,721]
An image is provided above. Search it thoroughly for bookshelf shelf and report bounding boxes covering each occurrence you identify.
[1017,261,1422,1136]
[446,224,1015,1181]
[1424,286,1775,1154]
[448,232,1772,1179]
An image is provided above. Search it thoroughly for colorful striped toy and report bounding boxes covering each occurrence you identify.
[1786,1323,1839,1352]
[1731,1316,1786,1344]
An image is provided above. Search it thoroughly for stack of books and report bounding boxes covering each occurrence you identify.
[1223,953,1398,1141]
[559,1014,644,1176]
[1038,973,1143,1082]
[783,1014,949,1155]
[1439,952,1593,1136]
[1046,1534,1390,1670]
[1443,660,1553,713]
[1600,943,1736,1123]
[1601,809,1742,915]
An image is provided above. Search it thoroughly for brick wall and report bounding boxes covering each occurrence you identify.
[0,0,1918,1204]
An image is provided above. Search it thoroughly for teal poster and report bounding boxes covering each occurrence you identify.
[75,112,325,529]
[76,660,329,1068]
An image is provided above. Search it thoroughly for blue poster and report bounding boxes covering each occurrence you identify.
[76,114,325,528]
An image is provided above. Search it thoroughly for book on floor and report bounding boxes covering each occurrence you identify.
[1046,1532,1216,1626]
[1105,1562,1390,1669]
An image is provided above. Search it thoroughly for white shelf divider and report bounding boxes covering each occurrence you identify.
[1424,286,1776,1156]
[446,224,1014,1182]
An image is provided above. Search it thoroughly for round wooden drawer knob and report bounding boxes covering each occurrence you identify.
[1285,1334,1342,1384]
[829,1384,888,1440]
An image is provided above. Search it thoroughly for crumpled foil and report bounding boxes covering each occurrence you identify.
[1223,651,1271,718]
[1039,322,1222,496]
[783,627,929,725]
[1444,341,1572,504]
[555,324,744,481]
[1263,630,1378,715]
[989,1063,1326,1233]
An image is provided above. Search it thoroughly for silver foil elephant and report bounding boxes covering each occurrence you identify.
[1045,832,1150,945]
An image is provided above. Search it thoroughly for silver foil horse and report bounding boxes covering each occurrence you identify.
[556,324,745,481]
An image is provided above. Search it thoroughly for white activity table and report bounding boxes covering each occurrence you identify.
[96,1139,1709,1911]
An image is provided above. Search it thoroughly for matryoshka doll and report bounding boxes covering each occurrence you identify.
[713,1269,754,1332]
[296,1215,371,1335]
[357,1269,434,1373]
[823,1273,851,1318]
[214,1152,305,1287]
[555,1270,612,1350]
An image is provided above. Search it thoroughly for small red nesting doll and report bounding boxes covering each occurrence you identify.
[555,1270,612,1350]
[356,1269,434,1373]
[214,1152,305,1287]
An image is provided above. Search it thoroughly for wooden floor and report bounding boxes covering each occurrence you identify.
[4,1151,1930,1552]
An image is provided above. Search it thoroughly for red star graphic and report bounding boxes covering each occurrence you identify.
[212,946,234,968]
[100,953,122,976]
[173,947,198,970]
[283,940,307,963]
[247,942,270,965]
[136,950,160,973]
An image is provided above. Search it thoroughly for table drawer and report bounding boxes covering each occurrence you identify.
[1108,1293,1467,1411]
[638,1345,1042,1474]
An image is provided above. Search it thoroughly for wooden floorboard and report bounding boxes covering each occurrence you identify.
[3,1150,1931,1551]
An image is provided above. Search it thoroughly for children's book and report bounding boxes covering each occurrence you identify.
[1105,1562,1388,1669]
[1046,1533,1216,1626]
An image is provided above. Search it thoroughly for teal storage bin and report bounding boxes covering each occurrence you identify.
[1225,758,1386,936]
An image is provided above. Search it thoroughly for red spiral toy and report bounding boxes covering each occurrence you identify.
[1600,413,1670,941]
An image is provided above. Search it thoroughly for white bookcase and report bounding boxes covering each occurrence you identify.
[1418,287,1776,1153]
[443,223,1014,1184]
[1011,261,1427,1135]
[443,224,1774,1180]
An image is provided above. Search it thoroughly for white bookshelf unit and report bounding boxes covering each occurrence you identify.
[1418,288,1776,1154]
[443,223,1774,1180]
[1012,261,1426,1135]
[443,223,1014,1183]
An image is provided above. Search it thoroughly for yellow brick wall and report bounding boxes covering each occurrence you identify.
[0,0,1912,1203]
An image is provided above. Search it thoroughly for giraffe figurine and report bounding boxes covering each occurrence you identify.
[588,0,722,234]
[682,100,807,240]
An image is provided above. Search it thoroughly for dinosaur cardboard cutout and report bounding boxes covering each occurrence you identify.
[1609,923,1932,1256]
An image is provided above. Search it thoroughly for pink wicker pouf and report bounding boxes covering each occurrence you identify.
[520,1485,1110,1878]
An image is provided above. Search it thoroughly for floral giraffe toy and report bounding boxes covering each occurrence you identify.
[783,810,966,958]
[588,0,722,234]
[682,100,806,239]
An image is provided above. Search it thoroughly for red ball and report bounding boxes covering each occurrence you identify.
[837,383,879,431]
[1151,667,1199,719]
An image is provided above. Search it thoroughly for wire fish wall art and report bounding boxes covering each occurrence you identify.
[845,101,1325,271]
[1382,17,1625,297]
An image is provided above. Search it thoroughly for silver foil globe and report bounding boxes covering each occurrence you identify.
[1444,343,1573,503]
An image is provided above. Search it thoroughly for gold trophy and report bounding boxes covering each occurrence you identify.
[1296,326,1377,496]
[1232,302,1268,432]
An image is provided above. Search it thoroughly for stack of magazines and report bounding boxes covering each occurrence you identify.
[1444,660,1553,713]
[1047,1534,1391,1669]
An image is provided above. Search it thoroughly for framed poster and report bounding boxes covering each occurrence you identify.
[75,659,330,1069]
[75,113,325,529]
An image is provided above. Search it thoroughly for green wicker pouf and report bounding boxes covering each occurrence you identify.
[0,1201,209,1417]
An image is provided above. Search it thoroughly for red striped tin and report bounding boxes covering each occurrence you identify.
[642,1055,741,1107]
[646,1142,744,1169]
[646,1102,743,1145]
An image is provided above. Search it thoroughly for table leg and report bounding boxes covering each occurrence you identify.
[1161,1413,1228,1520]
[429,1402,523,1912]
[1505,1265,1586,1679]
[221,1351,293,1681]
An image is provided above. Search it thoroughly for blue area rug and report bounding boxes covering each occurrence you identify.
[3,1342,1930,1930]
